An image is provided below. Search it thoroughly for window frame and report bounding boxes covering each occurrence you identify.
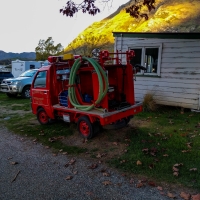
[33,71,47,88]
[129,43,162,76]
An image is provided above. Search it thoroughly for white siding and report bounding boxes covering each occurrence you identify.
[115,37,200,110]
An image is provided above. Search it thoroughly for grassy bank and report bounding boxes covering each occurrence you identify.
[0,92,200,189]
[110,107,200,189]
[0,93,86,154]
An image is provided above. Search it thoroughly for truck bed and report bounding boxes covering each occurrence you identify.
[53,102,142,118]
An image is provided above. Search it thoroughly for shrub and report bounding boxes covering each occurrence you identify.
[142,93,157,111]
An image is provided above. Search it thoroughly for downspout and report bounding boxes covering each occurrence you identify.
[121,33,123,61]
[115,34,118,53]
[191,91,200,112]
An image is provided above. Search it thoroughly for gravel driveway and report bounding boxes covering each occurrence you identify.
[0,125,184,200]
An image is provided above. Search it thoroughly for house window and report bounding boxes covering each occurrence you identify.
[130,44,162,76]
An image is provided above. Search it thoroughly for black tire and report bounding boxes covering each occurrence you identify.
[37,108,50,125]
[77,116,94,139]
[6,93,18,98]
[21,86,31,99]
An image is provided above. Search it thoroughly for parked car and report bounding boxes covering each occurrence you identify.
[0,69,38,98]
[0,71,14,83]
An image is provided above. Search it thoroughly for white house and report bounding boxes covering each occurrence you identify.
[113,32,200,110]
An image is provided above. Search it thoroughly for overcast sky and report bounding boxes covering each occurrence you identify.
[0,0,130,53]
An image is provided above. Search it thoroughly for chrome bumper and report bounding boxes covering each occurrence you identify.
[0,84,19,93]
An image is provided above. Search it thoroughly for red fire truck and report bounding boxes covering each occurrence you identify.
[31,50,142,139]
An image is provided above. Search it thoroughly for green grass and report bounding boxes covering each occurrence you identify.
[0,92,87,154]
[1,92,200,189]
[109,107,200,189]
[0,92,29,106]
[5,113,86,154]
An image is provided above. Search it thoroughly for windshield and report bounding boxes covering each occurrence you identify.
[19,70,37,77]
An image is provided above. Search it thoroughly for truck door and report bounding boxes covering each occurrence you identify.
[31,70,50,109]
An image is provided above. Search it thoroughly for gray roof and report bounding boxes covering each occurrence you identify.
[113,32,200,39]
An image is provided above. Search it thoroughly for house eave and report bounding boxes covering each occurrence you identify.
[112,32,200,39]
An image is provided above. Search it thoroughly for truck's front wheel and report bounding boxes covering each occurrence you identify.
[22,86,31,99]
[37,108,49,125]
[77,116,94,139]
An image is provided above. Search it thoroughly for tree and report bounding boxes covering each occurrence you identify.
[60,0,155,20]
[35,37,64,61]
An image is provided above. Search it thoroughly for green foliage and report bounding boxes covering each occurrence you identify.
[35,37,64,61]
[0,59,12,65]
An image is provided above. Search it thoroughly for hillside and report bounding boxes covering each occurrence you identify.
[64,0,200,54]
[0,50,36,61]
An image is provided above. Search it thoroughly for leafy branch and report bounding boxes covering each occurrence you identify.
[60,0,156,19]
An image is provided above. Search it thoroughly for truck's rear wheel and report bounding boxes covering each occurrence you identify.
[37,108,49,125]
[22,86,31,99]
[77,116,94,139]
[93,121,101,136]
[124,115,133,125]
